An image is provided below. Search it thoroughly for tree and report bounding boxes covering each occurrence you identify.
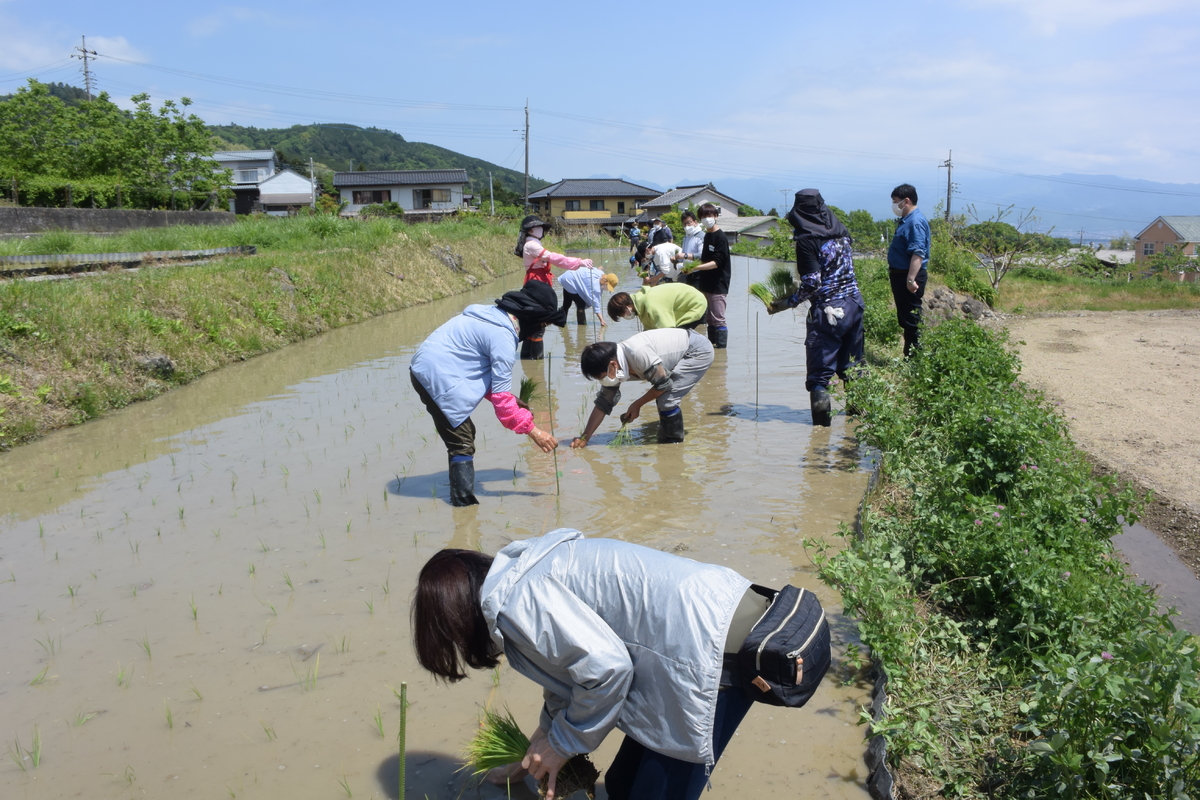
[1108,231,1133,250]
[957,205,1060,290]
[737,203,763,217]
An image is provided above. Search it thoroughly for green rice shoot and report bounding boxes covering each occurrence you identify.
[608,424,634,448]
[462,707,531,776]
[518,377,541,405]
[749,266,797,308]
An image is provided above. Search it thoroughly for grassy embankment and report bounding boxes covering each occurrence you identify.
[996,269,1200,313]
[815,320,1200,800]
[0,214,532,447]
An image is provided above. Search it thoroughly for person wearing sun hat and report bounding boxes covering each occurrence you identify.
[409,281,567,506]
[514,215,593,358]
[558,267,618,327]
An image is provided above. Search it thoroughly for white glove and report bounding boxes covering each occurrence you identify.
[823,305,845,326]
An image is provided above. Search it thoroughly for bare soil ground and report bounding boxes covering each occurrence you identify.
[1001,310,1200,579]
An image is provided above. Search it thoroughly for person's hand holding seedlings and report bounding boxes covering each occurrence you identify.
[527,427,558,453]
[521,727,568,800]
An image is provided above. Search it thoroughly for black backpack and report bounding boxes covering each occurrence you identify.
[735,584,831,708]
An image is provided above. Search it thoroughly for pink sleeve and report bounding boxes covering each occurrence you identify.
[544,250,585,270]
[485,391,535,435]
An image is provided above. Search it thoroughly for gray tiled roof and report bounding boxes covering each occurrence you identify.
[1160,216,1200,242]
[333,169,469,187]
[213,150,276,162]
[643,184,743,210]
[528,179,660,199]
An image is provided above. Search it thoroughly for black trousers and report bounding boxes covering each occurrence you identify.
[410,371,475,458]
[888,269,926,356]
[561,289,588,323]
[805,298,865,392]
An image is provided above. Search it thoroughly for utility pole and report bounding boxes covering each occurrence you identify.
[523,101,530,210]
[72,36,98,100]
[488,171,494,216]
[309,157,317,210]
[777,189,789,213]
[939,150,954,222]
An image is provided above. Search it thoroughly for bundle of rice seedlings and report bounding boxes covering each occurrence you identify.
[519,377,541,405]
[678,260,698,274]
[748,265,797,309]
[608,424,634,448]
[462,707,600,799]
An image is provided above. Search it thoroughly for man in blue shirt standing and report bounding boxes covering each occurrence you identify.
[887,183,930,357]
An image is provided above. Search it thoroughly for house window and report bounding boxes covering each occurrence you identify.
[1142,243,1154,256]
[589,200,605,211]
[564,200,581,211]
[617,202,626,214]
[412,188,452,208]
[238,169,259,183]
[353,190,390,205]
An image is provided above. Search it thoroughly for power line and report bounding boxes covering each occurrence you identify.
[71,36,97,101]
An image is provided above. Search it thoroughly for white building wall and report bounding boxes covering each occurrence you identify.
[340,184,465,215]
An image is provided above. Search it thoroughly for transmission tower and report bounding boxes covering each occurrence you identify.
[72,36,98,100]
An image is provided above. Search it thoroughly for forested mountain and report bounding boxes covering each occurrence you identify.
[0,81,90,106]
[209,123,544,196]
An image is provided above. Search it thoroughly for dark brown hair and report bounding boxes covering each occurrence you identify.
[891,184,918,204]
[607,291,634,322]
[580,341,618,380]
[411,549,497,681]
[697,202,720,218]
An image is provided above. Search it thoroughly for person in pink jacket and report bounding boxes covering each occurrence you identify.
[514,215,593,359]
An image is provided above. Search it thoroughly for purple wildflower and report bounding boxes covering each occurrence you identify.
[1101,652,1114,661]
[1061,571,1071,580]
[993,512,1001,518]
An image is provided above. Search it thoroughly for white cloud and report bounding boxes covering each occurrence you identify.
[87,35,146,63]
[0,16,60,71]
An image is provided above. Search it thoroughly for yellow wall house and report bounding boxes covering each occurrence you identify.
[528,178,660,221]
[1133,216,1200,264]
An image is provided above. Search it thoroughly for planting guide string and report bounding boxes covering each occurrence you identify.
[546,352,561,497]
[755,313,760,416]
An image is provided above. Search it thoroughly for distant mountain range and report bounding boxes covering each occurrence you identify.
[599,173,1200,242]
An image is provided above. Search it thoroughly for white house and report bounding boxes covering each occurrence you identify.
[212,150,278,214]
[333,169,469,216]
[639,184,745,220]
[257,168,315,215]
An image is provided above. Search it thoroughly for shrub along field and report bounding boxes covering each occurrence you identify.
[817,320,1200,799]
[0,215,526,446]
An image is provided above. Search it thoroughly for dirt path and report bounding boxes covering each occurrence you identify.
[1002,310,1200,579]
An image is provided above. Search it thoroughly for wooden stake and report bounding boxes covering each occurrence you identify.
[547,353,561,496]
[398,682,408,800]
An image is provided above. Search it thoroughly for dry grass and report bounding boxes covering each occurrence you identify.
[0,221,521,446]
[997,275,1200,313]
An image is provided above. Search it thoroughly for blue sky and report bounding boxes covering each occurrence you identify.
[2,0,1198,226]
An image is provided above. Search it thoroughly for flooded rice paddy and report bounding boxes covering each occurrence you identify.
[1,252,873,799]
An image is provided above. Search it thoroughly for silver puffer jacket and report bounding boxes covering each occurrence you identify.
[480,529,750,766]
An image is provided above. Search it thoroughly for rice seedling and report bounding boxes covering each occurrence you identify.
[291,654,320,692]
[338,771,353,797]
[38,520,44,537]
[318,532,326,549]
[129,540,140,557]
[381,569,391,596]
[73,710,97,727]
[346,519,353,532]
[331,634,350,653]
[178,506,185,520]
[258,538,269,553]
[373,705,385,738]
[28,727,40,768]
[116,662,132,688]
[66,584,80,597]
[463,707,599,798]
[35,609,43,622]
[7,735,28,774]
[188,682,203,701]
[261,721,276,741]
[283,572,294,591]
[248,563,256,575]
[518,377,541,404]
[397,682,408,800]
[95,609,106,625]
[139,634,152,659]
[748,265,797,309]
[165,702,174,730]
[30,664,51,685]
[35,635,59,656]
[189,594,198,620]
[364,596,374,615]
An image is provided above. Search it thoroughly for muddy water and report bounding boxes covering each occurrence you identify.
[1,252,872,800]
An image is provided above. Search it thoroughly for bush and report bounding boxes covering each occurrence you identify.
[818,320,1200,798]
[359,201,404,218]
[857,257,901,347]
[930,232,997,306]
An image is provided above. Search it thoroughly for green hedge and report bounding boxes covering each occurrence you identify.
[816,320,1200,798]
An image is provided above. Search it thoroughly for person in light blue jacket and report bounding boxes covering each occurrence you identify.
[412,529,772,800]
[409,281,565,506]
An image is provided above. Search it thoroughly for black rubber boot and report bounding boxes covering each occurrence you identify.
[658,411,686,443]
[448,458,479,507]
[520,338,544,360]
[810,388,832,427]
[576,309,588,325]
[713,327,728,349]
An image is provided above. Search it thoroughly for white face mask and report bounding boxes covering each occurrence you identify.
[891,201,904,217]
[599,365,626,387]
[701,217,716,230]
[529,226,544,238]
[622,310,634,320]
[684,224,700,236]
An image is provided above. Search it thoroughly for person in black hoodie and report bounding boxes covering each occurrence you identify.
[688,203,731,348]
[770,189,864,426]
